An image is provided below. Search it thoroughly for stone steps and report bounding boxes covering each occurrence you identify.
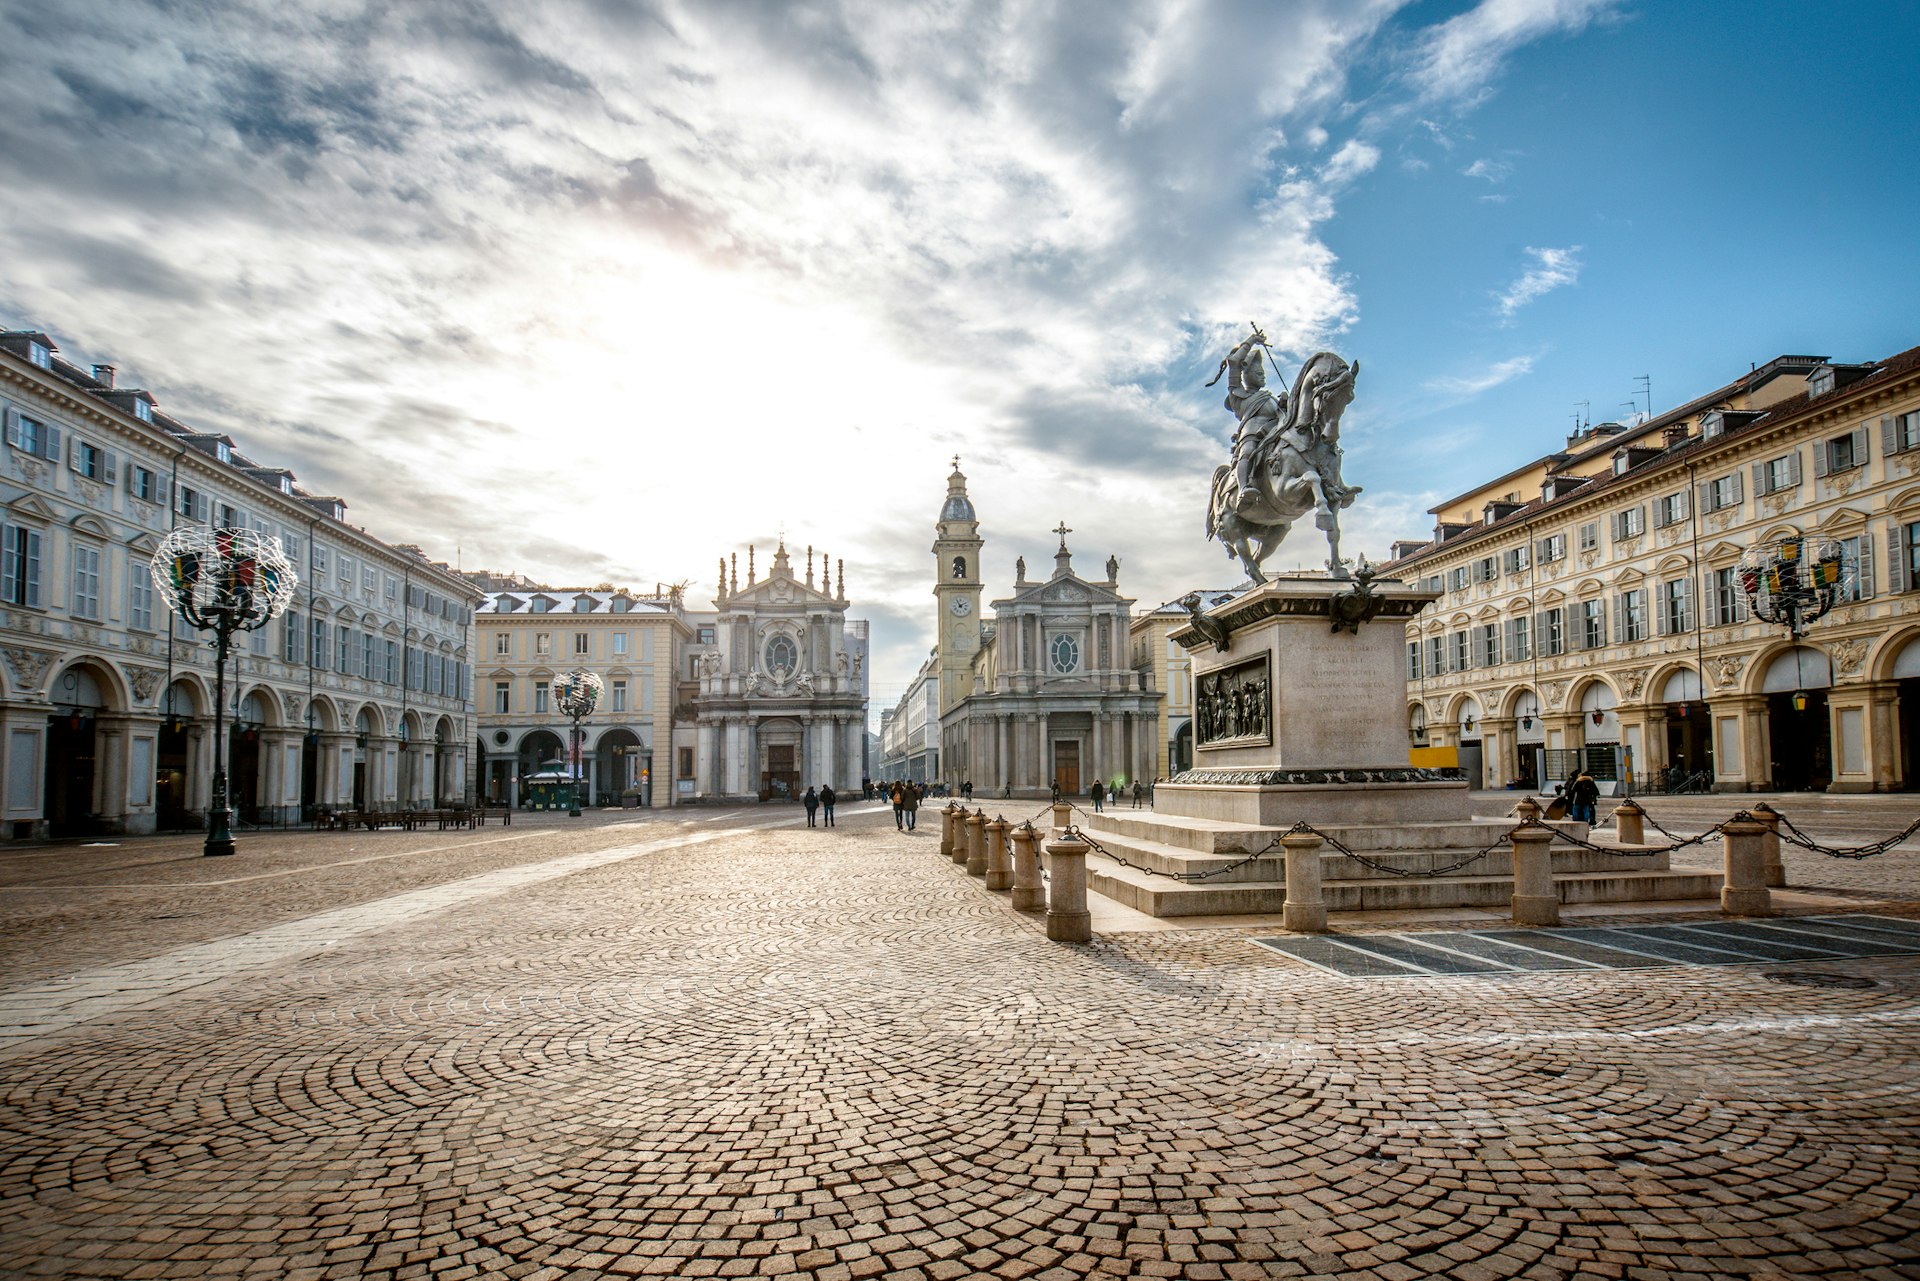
[1083,810,1578,856]
[1086,850,1725,918]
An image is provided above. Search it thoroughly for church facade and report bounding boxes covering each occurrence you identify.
[681,541,869,803]
[932,464,1161,797]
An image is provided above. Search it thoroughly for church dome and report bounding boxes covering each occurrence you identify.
[940,491,976,522]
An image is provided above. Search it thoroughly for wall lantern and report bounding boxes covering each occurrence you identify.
[1463,716,1476,732]
[1592,710,1606,725]
[1520,716,1533,730]
[1792,692,1810,713]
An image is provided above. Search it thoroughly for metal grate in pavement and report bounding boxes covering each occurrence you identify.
[1251,914,1920,978]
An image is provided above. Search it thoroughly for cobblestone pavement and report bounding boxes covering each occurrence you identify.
[3,804,1920,1279]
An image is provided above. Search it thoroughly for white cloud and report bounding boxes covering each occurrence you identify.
[1496,246,1583,319]
[1462,156,1511,182]
[1424,354,1535,396]
[1411,0,1623,103]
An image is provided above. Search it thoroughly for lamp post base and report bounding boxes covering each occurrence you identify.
[204,807,236,857]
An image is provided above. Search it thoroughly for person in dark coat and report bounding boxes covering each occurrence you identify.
[1050,780,1061,803]
[903,781,920,830]
[1090,780,1105,812]
[802,786,819,827]
[1131,781,1143,808]
[891,781,905,830]
[1569,773,1600,824]
[820,785,836,827]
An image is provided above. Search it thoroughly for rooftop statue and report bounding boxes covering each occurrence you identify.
[1204,326,1361,582]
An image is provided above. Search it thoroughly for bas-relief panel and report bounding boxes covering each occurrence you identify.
[1195,655,1270,749]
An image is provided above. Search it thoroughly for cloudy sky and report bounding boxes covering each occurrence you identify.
[4,0,1918,713]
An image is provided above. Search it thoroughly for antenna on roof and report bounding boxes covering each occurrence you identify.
[1575,400,1590,430]
[1634,374,1651,421]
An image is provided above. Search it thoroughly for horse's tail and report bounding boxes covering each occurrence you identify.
[1205,465,1230,540]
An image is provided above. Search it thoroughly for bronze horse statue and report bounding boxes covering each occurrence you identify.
[1205,349,1361,583]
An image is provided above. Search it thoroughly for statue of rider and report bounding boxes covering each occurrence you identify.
[1217,328,1285,512]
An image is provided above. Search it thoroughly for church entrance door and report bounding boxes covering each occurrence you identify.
[763,745,798,802]
[1053,741,1080,797]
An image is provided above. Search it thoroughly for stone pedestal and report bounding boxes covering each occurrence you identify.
[1044,831,1092,943]
[1509,825,1559,926]
[1721,818,1774,917]
[1010,823,1044,911]
[1752,802,1786,888]
[1160,576,1466,826]
[1280,831,1326,933]
[985,817,1011,890]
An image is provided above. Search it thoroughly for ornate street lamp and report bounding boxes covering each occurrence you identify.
[553,669,603,817]
[150,526,296,856]
[1738,535,1846,639]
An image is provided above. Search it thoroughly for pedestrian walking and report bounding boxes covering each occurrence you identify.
[802,786,819,827]
[903,780,920,831]
[962,780,973,802]
[820,784,836,827]
[1090,780,1105,812]
[1131,781,1143,808]
[1150,777,1159,809]
[891,781,905,830]
[1570,772,1600,825]
[1050,780,1061,803]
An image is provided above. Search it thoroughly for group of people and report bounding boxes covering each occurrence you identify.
[881,780,922,830]
[1086,779,1155,812]
[800,785,837,826]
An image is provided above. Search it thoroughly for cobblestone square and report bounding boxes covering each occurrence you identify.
[2,798,1918,1279]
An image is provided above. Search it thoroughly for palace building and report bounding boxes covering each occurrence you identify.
[931,462,1160,796]
[1383,343,1920,794]
[1,325,477,839]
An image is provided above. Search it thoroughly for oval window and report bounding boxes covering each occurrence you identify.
[765,635,798,675]
[1049,634,1079,673]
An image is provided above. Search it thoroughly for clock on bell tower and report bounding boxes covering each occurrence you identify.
[933,457,984,716]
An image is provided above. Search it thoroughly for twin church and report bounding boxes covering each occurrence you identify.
[930,461,1161,796]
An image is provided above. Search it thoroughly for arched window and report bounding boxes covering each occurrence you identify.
[1049,634,1079,673]
[951,556,967,579]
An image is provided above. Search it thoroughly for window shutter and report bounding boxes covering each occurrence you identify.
[1787,451,1802,486]
[1891,524,1909,595]
[1654,591,1669,636]
[1856,536,1875,599]
[1696,482,1711,514]
[1,527,16,604]
[102,450,116,485]
[1681,577,1694,631]
[3,407,18,448]
[1884,415,1899,456]
[1612,596,1625,644]
[1609,512,1622,542]
[1851,425,1869,464]
[1751,461,1767,496]
[67,436,81,471]
[1729,471,1743,504]
[1813,439,1830,478]
[41,424,59,461]
[23,529,41,606]
[1675,491,1689,522]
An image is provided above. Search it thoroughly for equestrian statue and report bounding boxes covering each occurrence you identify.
[1203,325,1361,583]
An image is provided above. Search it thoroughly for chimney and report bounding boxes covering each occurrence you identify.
[92,364,115,388]
[1663,426,1690,449]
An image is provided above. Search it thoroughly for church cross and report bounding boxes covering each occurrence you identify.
[951,453,961,470]
[1053,520,1073,548]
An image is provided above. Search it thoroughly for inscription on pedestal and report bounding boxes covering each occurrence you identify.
[1196,655,1271,750]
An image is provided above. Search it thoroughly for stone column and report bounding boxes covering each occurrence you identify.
[1037,712,1050,791]
[965,809,988,876]
[985,816,1011,890]
[1509,818,1559,927]
[1009,822,1043,911]
[1043,829,1092,943]
[1751,801,1786,888]
[1721,816,1773,916]
[996,716,1010,793]
[1280,830,1327,933]
[1481,716,1516,788]
[93,715,129,829]
[1868,682,1903,791]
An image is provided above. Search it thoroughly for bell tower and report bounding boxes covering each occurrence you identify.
[933,457,984,715]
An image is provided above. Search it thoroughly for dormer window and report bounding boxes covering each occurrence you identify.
[1809,367,1835,397]
[574,595,595,613]
[1701,412,1724,438]
[27,342,50,369]
[1611,451,1629,476]
[133,400,153,423]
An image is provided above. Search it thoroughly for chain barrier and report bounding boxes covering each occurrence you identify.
[1063,822,1285,882]
[1534,814,1699,859]
[1769,810,1920,861]
[1297,819,1515,878]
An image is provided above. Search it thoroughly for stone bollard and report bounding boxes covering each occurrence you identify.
[965,810,988,876]
[1051,801,1072,835]
[1512,796,1542,823]
[1613,798,1645,845]
[939,804,957,859]
[1009,823,1044,911]
[951,807,972,866]
[1280,830,1327,933]
[1044,829,1092,943]
[1509,820,1560,927]
[1720,816,1774,917]
[1752,802,1787,889]
[985,816,1012,890]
